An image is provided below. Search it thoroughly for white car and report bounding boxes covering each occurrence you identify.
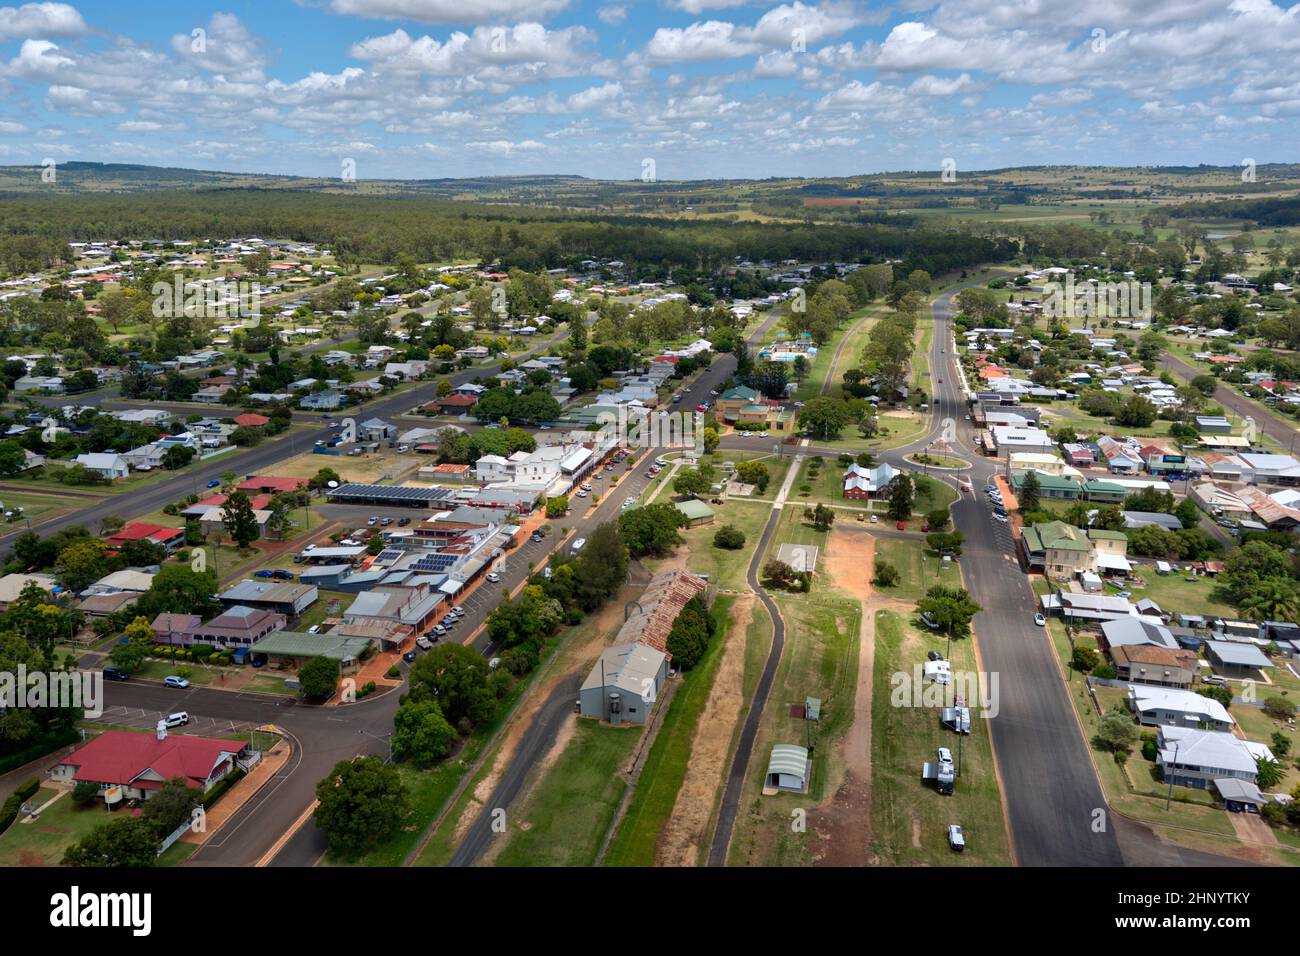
[1033,613,1046,627]
[415,636,433,650]
[937,747,954,764]
[992,513,1009,523]
[307,624,321,634]
[163,712,189,728]
[947,824,966,852]
[486,572,501,583]
[869,514,878,523]
[451,606,465,616]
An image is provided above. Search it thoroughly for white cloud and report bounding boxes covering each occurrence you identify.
[0,3,85,42]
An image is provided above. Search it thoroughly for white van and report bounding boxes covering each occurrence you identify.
[571,538,587,554]
[163,712,189,728]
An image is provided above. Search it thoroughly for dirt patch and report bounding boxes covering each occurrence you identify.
[881,410,914,419]
[808,527,880,865]
[656,593,752,867]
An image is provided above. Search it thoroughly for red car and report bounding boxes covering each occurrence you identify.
[695,404,708,412]
[896,521,906,530]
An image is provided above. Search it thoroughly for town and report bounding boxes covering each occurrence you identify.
[0,5,1294,931]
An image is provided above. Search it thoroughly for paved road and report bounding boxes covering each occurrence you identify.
[705,452,796,866]
[1,324,574,549]
[1159,350,1297,451]
[445,309,788,867]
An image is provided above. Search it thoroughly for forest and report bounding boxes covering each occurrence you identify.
[0,188,1018,278]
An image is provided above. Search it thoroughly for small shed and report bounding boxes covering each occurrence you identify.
[765,744,809,792]
[804,696,821,721]
[674,498,716,528]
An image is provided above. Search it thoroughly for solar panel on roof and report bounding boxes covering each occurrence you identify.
[412,554,457,573]
[375,549,405,562]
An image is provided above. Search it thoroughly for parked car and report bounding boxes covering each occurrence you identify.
[571,538,587,553]
[403,650,418,663]
[398,517,411,527]
[433,625,448,637]
[415,636,432,650]
[206,479,221,489]
[451,606,465,616]
[103,667,129,682]
[1033,613,1046,627]
[271,569,295,581]
[937,747,954,764]
[254,569,275,579]
[486,572,501,583]
[367,516,379,526]
[163,712,189,727]
[381,517,393,526]
[307,625,322,634]
[896,520,906,530]
[992,513,1009,523]
[869,514,878,523]
[947,824,965,852]
[531,531,544,542]
[163,676,190,689]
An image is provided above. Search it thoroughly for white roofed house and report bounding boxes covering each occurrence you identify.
[1158,725,1263,791]
[73,452,129,481]
[1128,686,1234,732]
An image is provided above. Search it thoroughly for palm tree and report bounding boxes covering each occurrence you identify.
[1238,579,1300,623]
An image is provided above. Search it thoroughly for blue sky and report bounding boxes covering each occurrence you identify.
[0,1,1294,181]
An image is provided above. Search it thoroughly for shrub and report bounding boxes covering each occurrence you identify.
[713,525,746,550]
[72,781,100,804]
[15,776,40,801]
[386,665,401,679]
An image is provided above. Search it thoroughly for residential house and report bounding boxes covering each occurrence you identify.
[151,605,286,649]
[104,522,185,554]
[1158,726,1262,790]
[50,730,246,806]
[1109,645,1199,688]
[73,452,129,481]
[1128,686,1234,731]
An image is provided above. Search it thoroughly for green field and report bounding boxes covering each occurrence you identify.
[870,610,1012,866]
[871,536,964,603]
[493,719,642,866]
[726,590,861,866]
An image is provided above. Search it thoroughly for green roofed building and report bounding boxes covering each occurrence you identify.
[249,630,372,670]
[675,497,717,527]
[1011,472,1081,500]
[1020,520,1129,577]
[1081,479,1126,504]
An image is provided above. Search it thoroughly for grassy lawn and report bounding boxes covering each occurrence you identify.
[870,610,1013,865]
[653,501,769,592]
[0,789,106,866]
[726,591,860,866]
[0,488,88,524]
[1119,572,1237,619]
[604,599,735,865]
[871,536,963,604]
[494,719,642,866]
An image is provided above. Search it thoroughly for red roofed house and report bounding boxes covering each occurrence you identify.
[233,413,270,428]
[104,522,185,554]
[51,729,247,805]
[236,476,308,495]
[182,493,272,516]
[429,393,478,415]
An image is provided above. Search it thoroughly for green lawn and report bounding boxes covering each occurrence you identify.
[1119,572,1237,619]
[870,536,964,603]
[0,789,107,866]
[656,501,769,592]
[869,610,1012,866]
[494,719,642,866]
[604,596,735,866]
[726,589,860,866]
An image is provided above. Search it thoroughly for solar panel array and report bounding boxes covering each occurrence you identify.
[374,549,406,563]
[327,483,452,505]
[410,553,458,573]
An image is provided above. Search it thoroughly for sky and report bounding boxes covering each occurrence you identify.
[0,0,1296,181]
